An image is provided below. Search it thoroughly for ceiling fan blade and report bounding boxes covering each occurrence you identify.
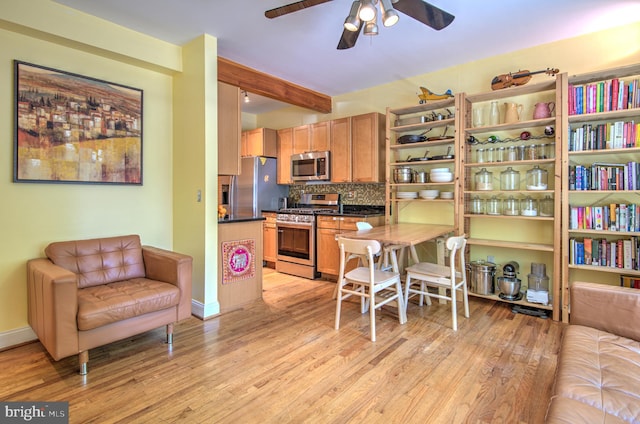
[265,0,332,19]
[393,0,455,30]
[337,23,363,50]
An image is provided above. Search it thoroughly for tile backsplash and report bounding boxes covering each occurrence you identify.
[288,183,385,206]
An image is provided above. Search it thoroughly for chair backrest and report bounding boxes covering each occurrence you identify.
[356,222,373,230]
[446,235,467,282]
[336,237,381,281]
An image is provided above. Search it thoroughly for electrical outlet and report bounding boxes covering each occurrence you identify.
[197,189,202,203]
[487,255,495,263]
[346,191,356,200]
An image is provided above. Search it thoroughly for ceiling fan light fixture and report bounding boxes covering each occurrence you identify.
[358,0,377,22]
[379,0,399,27]
[343,1,361,32]
[363,20,378,36]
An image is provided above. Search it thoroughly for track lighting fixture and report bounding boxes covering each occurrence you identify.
[242,90,250,103]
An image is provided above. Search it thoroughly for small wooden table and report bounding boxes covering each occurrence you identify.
[341,223,455,272]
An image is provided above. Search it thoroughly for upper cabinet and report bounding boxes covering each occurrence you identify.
[218,82,241,175]
[241,128,277,158]
[277,127,294,184]
[351,112,386,183]
[330,117,351,183]
[276,112,386,184]
[560,64,640,322]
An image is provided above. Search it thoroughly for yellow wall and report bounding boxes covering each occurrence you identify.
[0,0,217,340]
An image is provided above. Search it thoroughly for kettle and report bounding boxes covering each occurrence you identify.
[504,102,523,124]
[533,102,555,119]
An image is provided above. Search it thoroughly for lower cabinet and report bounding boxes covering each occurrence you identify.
[316,215,384,276]
[262,212,277,265]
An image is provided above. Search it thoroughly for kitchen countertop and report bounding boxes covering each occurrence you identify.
[262,206,385,218]
[218,216,266,224]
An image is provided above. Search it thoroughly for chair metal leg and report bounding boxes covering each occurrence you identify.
[166,323,174,344]
[79,350,88,375]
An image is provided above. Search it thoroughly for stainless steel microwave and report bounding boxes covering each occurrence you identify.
[291,151,330,182]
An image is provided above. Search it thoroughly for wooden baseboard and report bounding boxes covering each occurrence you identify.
[0,326,37,351]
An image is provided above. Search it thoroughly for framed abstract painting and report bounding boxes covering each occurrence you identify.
[14,61,143,184]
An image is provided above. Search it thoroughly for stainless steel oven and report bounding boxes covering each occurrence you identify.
[275,193,340,280]
[276,213,317,279]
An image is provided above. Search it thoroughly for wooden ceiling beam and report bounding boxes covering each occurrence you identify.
[218,57,332,114]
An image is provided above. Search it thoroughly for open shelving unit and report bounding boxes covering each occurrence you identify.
[385,97,460,226]
[459,80,562,320]
[560,63,640,322]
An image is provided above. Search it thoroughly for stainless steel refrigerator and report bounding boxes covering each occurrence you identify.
[230,156,288,218]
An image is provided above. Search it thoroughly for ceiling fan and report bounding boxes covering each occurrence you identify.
[265,0,455,50]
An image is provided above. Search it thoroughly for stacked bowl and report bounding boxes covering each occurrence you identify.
[419,189,439,200]
[430,168,453,183]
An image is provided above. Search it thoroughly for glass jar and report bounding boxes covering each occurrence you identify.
[500,167,520,190]
[470,196,485,214]
[487,196,502,215]
[526,165,548,190]
[546,142,556,159]
[538,143,547,159]
[521,196,538,216]
[475,168,493,190]
[525,144,538,160]
[540,195,554,217]
[476,148,485,163]
[504,196,519,216]
[507,146,517,162]
[517,145,526,161]
[496,146,505,162]
[486,147,495,163]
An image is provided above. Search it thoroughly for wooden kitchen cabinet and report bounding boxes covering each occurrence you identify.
[316,215,384,276]
[293,124,311,154]
[242,128,277,157]
[277,127,293,184]
[310,121,330,151]
[330,117,351,183]
[351,112,386,182]
[262,212,277,265]
[217,81,241,175]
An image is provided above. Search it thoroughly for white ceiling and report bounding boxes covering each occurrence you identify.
[54,0,640,114]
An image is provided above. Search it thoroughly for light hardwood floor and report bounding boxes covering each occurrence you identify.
[0,268,564,423]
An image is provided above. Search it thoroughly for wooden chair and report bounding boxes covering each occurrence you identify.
[335,237,407,342]
[355,221,401,272]
[403,235,469,331]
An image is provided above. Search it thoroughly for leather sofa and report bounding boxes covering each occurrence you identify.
[545,281,640,423]
[27,235,192,374]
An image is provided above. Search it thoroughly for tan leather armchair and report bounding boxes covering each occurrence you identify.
[27,235,192,374]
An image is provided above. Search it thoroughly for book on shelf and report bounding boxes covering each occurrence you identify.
[570,236,640,269]
[569,77,640,115]
[569,121,639,152]
[621,275,640,289]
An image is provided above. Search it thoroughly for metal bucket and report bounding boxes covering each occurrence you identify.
[467,260,496,295]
